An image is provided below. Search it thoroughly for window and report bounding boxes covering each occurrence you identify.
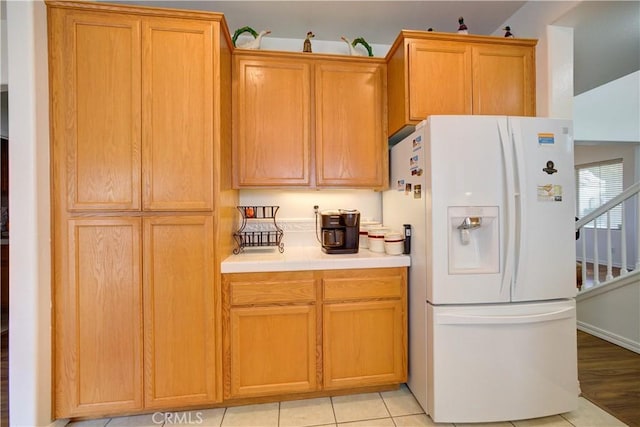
[575,159,623,228]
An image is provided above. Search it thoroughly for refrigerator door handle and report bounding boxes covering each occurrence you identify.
[498,120,515,296]
[510,119,527,290]
[435,306,575,325]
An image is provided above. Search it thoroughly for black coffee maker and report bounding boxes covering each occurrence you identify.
[320,209,360,254]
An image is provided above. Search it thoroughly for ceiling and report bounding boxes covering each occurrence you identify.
[555,1,639,95]
[112,0,640,96]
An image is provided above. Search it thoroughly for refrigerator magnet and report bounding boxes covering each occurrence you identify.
[405,183,412,195]
[396,179,405,191]
[537,184,563,202]
[543,160,558,175]
[410,155,419,168]
[413,184,422,199]
[538,133,555,144]
[412,135,423,151]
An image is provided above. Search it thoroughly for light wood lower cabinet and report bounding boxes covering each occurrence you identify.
[222,268,406,400]
[223,272,318,399]
[323,269,407,389]
[143,216,218,408]
[55,218,144,417]
[229,305,318,397]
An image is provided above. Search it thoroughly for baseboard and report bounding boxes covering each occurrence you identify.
[577,321,640,354]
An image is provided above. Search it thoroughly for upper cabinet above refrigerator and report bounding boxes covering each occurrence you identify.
[385,31,537,144]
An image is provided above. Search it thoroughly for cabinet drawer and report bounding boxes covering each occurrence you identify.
[323,268,405,302]
[227,272,316,306]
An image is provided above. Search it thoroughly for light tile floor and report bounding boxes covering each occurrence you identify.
[66,384,628,427]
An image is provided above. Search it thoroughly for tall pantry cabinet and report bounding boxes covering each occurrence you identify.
[47,1,237,418]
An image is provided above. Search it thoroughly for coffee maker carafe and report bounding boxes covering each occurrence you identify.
[320,209,360,254]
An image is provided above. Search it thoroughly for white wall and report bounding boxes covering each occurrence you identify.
[493,1,580,117]
[253,36,390,57]
[6,1,55,426]
[238,189,383,248]
[240,189,382,222]
[1,0,8,137]
[546,25,574,119]
[1,0,8,87]
[577,277,640,353]
[574,71,640,143]
[1,91,7,138]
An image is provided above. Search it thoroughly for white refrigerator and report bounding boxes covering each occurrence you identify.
[383,116,579,423]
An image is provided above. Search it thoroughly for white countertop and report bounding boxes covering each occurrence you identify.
[221,246,410,273]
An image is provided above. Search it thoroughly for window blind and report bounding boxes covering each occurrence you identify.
[575,159,623,228]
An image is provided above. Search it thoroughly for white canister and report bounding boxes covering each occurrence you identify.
[384,232,405,255]
[368,227,389,253]
[359,222,380,249]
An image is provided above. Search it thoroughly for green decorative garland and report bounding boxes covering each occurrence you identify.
[352,37,373,57]
[232,26,259,47]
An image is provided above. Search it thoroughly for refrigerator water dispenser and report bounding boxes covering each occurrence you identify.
[448,206,499,274]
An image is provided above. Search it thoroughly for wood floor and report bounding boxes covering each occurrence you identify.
[0,330,637,426]
[579,262,622,289]
[1,330,7,427]
[578,330,640,427]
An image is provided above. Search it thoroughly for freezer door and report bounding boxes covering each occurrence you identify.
[427,300,579,423]
[509,118,577,302]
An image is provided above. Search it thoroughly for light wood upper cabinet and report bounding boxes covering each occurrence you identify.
[233,55,312,187]
[471,44,535,116]
[233,51,388,190]
[407,40,472,120]
[315,61,387,188]
[386,31,537,140]
[53,10,142,211]
[142,18,214,211]
[51,8,217,213]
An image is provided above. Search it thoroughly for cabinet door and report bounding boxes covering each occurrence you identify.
[52,10,142,211]
[142,18,214,210]
[315,62,387,188]
[408,40,472,118]
[233,57,312,187]
[143,215,218,407]
[472,44,535,116]
[323,300,405,389]
[55,218,143,417]
[229,305,317,398]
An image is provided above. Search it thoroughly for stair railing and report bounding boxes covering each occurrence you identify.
[575,182,640,288]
